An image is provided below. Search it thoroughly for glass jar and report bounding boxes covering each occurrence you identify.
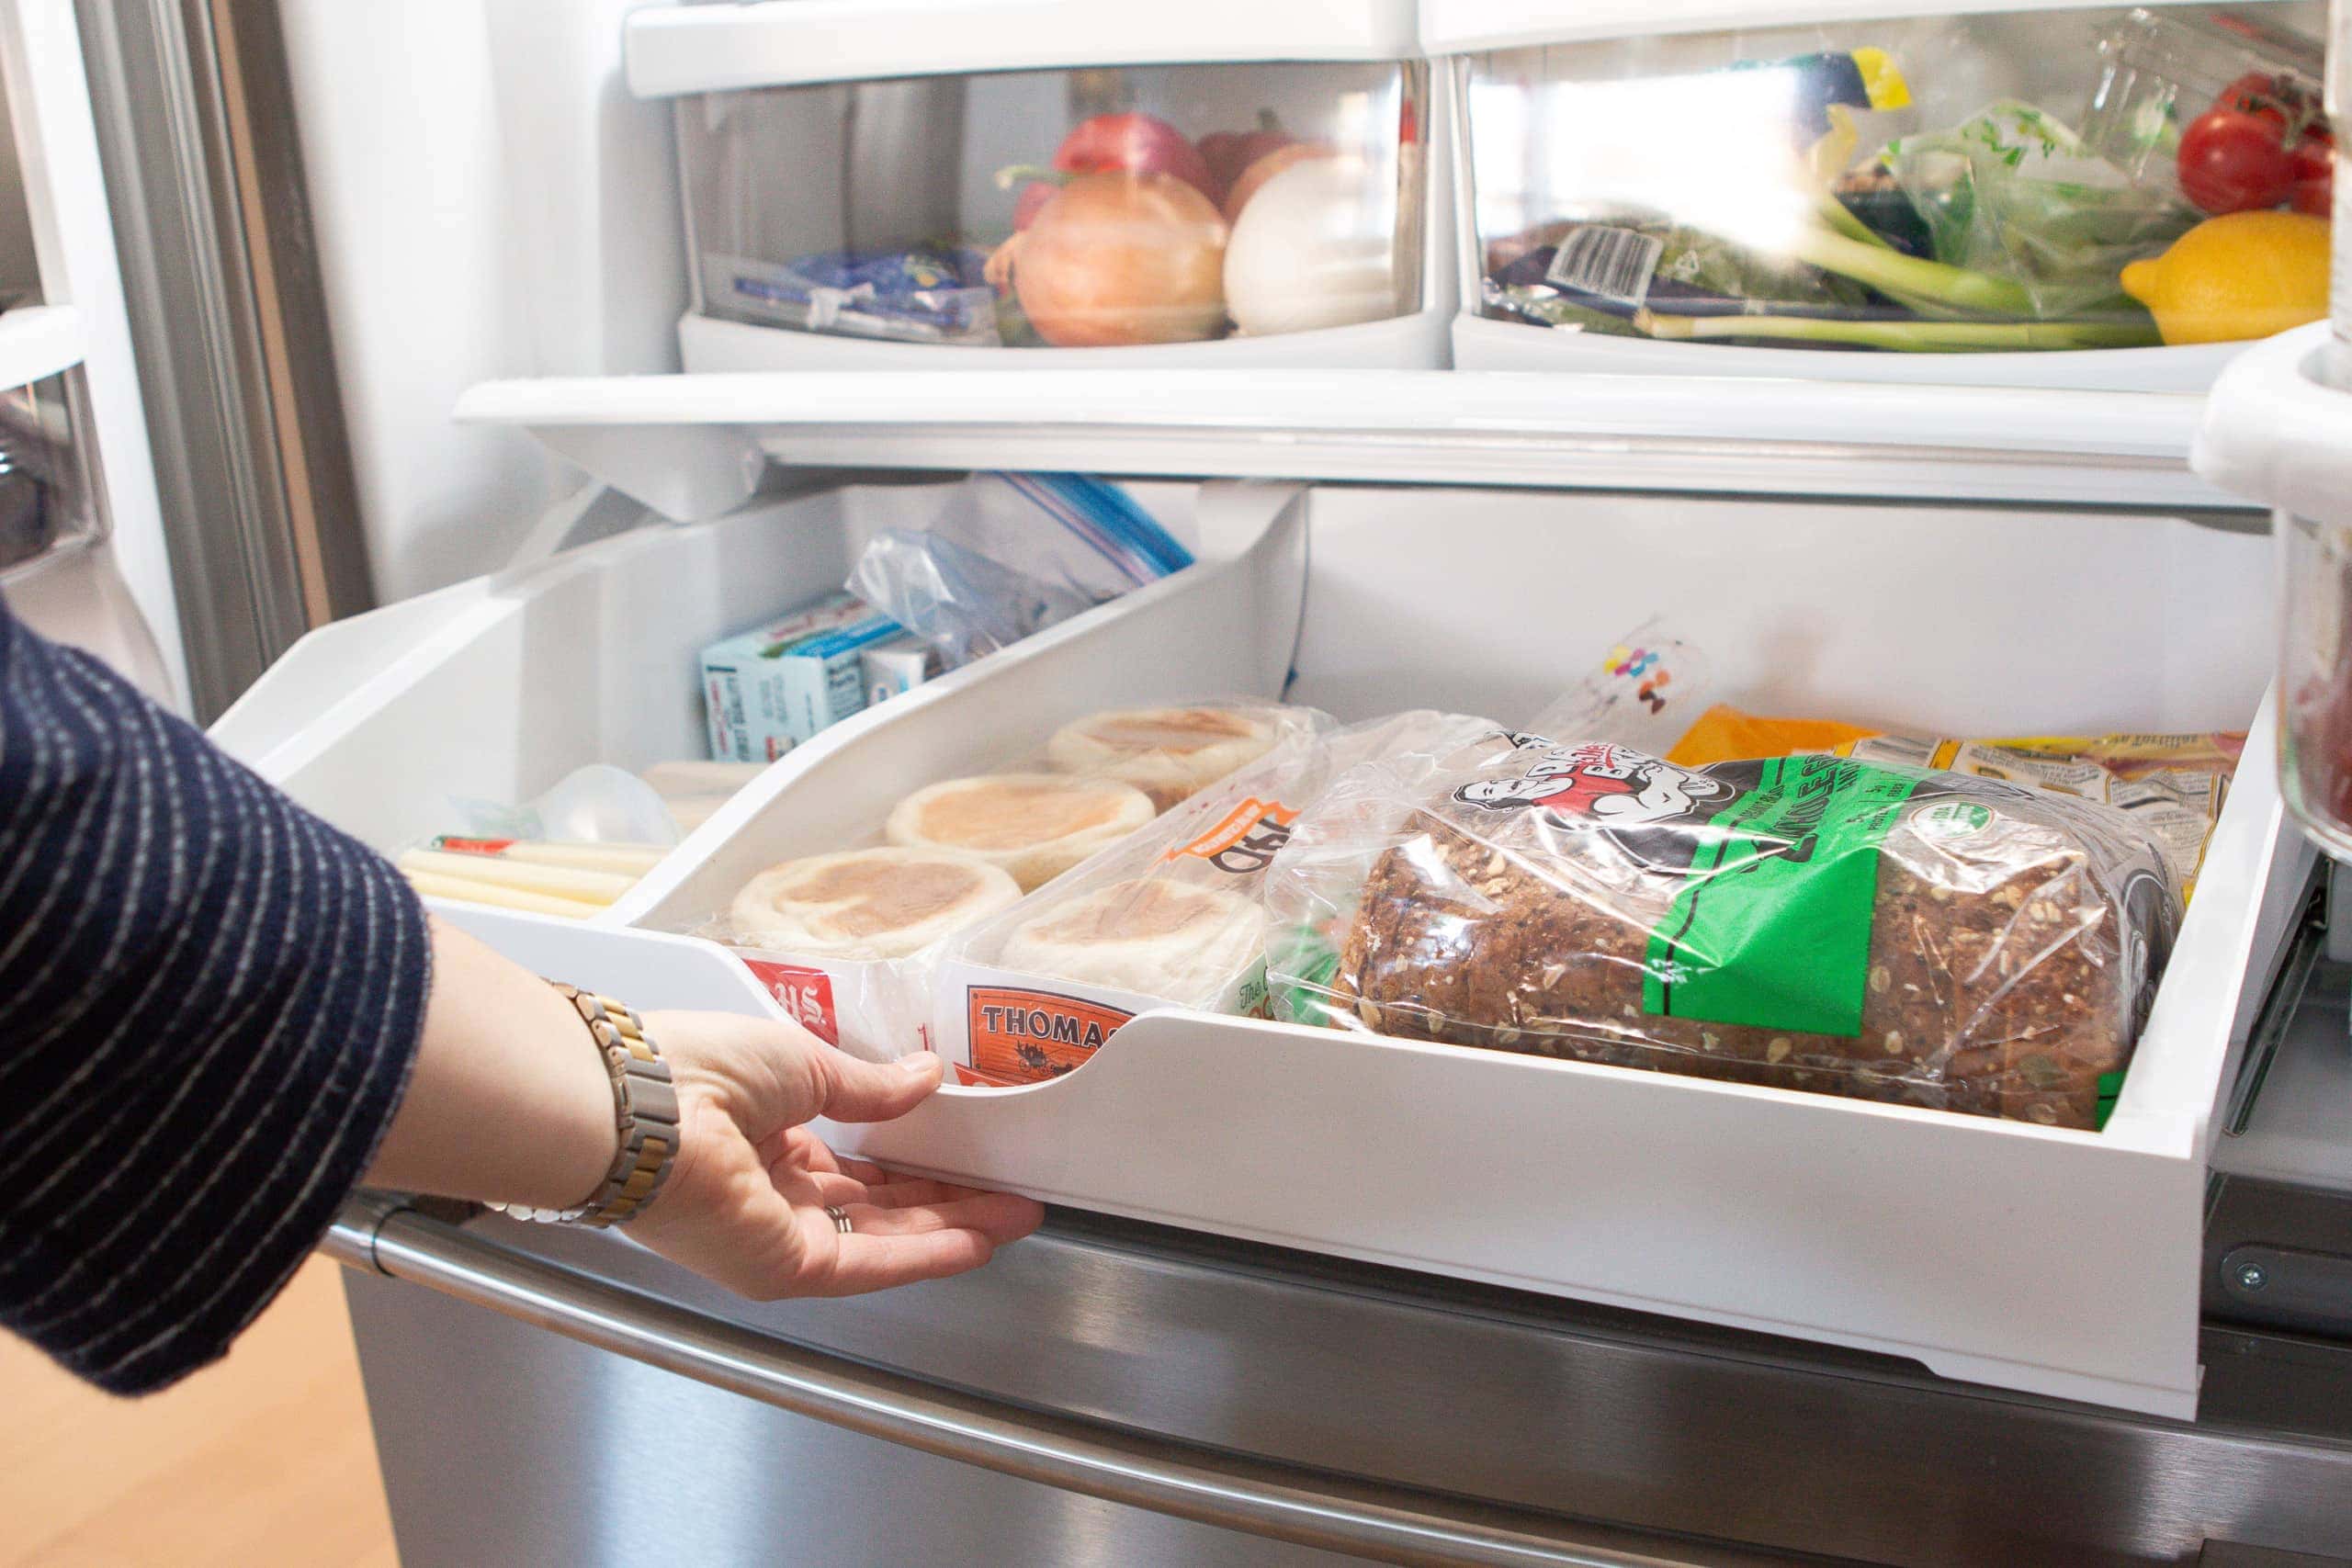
[2279,508,2352,857]
[2328,0,2352,387]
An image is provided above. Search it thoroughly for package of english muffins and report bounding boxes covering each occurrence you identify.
[684,700,1323,1062]
[1264,728,2185,1131]
[932,710,1522,1085]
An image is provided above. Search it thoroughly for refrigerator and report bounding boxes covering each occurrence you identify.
[30,0,2352,1562]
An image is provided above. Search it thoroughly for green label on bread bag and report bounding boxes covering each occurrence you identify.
[1450,745,1921,1039]
[1641,754,1920,1037]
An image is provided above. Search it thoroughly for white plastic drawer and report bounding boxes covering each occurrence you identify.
[227,477,2300,1418]
[1442,0,2328,392]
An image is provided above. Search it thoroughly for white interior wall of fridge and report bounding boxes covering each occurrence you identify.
[275,0,689,604]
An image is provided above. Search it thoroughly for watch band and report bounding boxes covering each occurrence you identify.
[495,985,681,1228]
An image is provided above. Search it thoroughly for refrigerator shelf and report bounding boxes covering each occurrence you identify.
[625,0,1423,99]
[220,473,2288,1416]
[455,367,2237,521]
[1421,0,2288,51]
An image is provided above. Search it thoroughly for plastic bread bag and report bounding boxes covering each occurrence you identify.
[1524,618,1716,760]
[936,708,1536,1087]
[1266,735,2180,1130]
[684,698,1326,1062]
[1666,708,2245,898]
[845,474,1195,669]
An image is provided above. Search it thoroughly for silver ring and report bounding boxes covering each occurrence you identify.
[824,1204,854,1235]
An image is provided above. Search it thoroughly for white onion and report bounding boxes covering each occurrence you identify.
[1222,157,1398,337]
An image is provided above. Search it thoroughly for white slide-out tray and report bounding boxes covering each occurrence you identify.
[222,476,2304,1417]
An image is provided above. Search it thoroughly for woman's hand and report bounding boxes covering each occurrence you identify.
[624,1011,1045,1298]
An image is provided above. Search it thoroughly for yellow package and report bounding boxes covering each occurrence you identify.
[1667,707,2246,897]
[1668,705,1882,766]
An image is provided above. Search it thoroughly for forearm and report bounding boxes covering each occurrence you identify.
[364,919,619,1212]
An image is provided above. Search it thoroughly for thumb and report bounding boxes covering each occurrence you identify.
[810,1048,945,1123]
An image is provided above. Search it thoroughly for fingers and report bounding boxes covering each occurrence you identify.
[805,1228,1002,1296]
[806,1049,945,1124]
[848,1176,1012,1211]
[838,1191,1045,1243]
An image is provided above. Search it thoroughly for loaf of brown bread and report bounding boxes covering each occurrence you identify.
[1294,741,2178,1130]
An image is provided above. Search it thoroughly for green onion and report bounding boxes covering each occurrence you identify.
[1785,226,2037,316]
[1634,310,2160,352]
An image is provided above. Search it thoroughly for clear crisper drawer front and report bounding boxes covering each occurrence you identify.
[1459,3,2327,387]
[674,61,1429,357]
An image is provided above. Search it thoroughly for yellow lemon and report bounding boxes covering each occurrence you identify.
[2120,210,2331,346]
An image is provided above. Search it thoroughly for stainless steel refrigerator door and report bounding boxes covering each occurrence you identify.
[332,1201,2352,1568]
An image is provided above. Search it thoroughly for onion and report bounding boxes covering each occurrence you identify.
[1223,141,1334,222]
[1223,157,1397,336]
[990,172,1227,348]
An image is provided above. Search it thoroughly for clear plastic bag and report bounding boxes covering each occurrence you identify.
[845,473,1193,668]
[1879,100,2195,322]
[686,698,1320,1061]
[1267,734,2180,1130]
[1525,617,1716,759]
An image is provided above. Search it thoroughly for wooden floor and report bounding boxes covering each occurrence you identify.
[0,1257,400,1568]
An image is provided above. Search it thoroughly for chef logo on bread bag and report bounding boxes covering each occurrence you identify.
[1454,743,1734,832]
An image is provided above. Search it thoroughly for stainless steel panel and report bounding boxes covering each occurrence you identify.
[345,1269,1376,1568]
[334,1203,1800,1568]
[337,1196,2352,1568]
[74,0,371,718]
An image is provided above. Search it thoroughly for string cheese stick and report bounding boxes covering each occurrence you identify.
[399,849,633,905]
[432,839,668,876]
[401,869,605,920]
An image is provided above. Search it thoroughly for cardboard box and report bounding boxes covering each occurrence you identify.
[702,593,905,761]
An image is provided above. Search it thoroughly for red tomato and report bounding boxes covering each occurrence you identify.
[2217,70,2282,120]
[2178,107,2297,213]
[2291,128,2335,218]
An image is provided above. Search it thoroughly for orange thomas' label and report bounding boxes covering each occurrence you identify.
[740,958,840,1046]
[1163,797,1299,875]
[967,987,1133,1084]
[433,836,518,857]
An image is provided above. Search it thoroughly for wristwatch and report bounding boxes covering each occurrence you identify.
[495,984,681,1228]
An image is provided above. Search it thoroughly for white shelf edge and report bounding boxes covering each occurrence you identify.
[626,0,1424,99]
[453,367,2242,517]
[1421,0,2307,53]
[0,303,84,394]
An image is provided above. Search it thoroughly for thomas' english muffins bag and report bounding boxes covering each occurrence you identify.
[938,710,1490,1086]
[685,697,1327,1063]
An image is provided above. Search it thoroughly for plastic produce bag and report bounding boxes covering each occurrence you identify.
[1267,732,2180,1130]
[448,763,683,847]
[845,473,1194,668]
[701,245,1001,345]
[1880,101,2195,321]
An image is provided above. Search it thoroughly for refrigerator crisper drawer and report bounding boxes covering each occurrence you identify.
[1442,0,2328,391]
[631,0,1454,372]
[223,478,2298,1417]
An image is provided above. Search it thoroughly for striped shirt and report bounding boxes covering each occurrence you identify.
[0,596,428,1393]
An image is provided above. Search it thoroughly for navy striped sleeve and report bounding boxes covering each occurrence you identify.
[0,597,431,1393]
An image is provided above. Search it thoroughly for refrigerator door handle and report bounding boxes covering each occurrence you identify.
[322,1197,1780,1568]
